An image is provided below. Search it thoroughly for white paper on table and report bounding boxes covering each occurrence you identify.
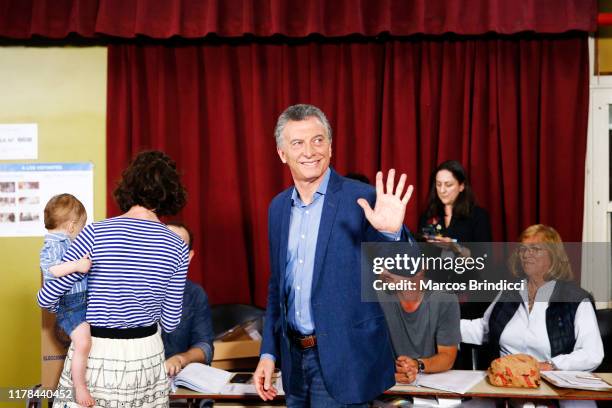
[172,363,233,393]
[541,371,612,391]
[275,373,285,395]
[414,370,486,394]
[436,397,464,407]
[219,376,285,396]
[412,396,441,407]
[412,396,462,407]
[220,382,258,395]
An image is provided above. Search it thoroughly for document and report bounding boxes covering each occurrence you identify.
[172,363,233,393]
[415,370,486,394]
[541,371,612,391]
[412,396,463,407]
[171,364,284,396]
[220,373,284,396]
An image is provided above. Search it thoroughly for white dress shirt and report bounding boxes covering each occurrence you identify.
[460,280,604,371]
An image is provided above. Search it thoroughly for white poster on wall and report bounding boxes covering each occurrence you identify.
[0,124,38,160]
[0,163,94,237]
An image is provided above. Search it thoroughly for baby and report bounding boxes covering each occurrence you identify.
[39,194,93,407]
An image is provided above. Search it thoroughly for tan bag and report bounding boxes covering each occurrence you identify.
[487,354,541,388]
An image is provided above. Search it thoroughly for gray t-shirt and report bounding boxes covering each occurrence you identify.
[380,291,461,359]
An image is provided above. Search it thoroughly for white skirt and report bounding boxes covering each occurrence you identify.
[53,329,169,408]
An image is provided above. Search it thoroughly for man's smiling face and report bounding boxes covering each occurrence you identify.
[277,116,332,185]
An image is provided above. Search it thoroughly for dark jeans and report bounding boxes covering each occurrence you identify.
[286,346,368,408]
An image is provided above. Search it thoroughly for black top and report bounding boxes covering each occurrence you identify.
[418,205,492,243]
[418,206,493,319]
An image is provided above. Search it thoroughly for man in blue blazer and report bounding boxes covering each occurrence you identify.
[254,104,416,407]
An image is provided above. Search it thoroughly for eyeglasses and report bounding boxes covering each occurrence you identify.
[518,245,546,256]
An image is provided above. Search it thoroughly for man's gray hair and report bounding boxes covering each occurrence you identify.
[274,104,333,147]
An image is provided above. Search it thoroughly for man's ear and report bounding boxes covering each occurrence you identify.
[277,147,287,164]
[188,249,195,263]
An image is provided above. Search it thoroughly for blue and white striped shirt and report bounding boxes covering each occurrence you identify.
[40,232,87,295]
[37,217,189,332]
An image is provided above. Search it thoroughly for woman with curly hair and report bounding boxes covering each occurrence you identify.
[38,150,189,407]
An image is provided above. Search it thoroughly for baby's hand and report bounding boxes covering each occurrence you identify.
[75,254,92,273]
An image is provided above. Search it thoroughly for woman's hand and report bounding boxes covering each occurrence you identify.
[427,236,471,257]
[427,235,454,244]
[538,361,555,371]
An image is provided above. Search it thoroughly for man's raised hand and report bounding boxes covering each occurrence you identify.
[357,169,413,234]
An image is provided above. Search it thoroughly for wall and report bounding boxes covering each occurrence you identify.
[0,46,106,393]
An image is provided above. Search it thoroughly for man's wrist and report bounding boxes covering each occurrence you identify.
[260,353,276,363]
[380,229,402,241]
[192,342,213,364]
[416,358,425,373]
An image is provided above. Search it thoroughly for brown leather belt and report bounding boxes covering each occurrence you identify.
[289,331,317,349]
[297,334,317,349]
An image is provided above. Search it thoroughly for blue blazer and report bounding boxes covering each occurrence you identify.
[261,168,413,404]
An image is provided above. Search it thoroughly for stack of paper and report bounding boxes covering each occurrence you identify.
[415,370,486,394]
[172,363,233,393]
[541,371,612,391]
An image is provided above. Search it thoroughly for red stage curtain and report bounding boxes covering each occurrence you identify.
[0,0,596,39]
[107,34,589,306]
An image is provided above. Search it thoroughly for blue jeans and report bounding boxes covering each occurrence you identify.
[286,346,368,408]
[56,291,87,336]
